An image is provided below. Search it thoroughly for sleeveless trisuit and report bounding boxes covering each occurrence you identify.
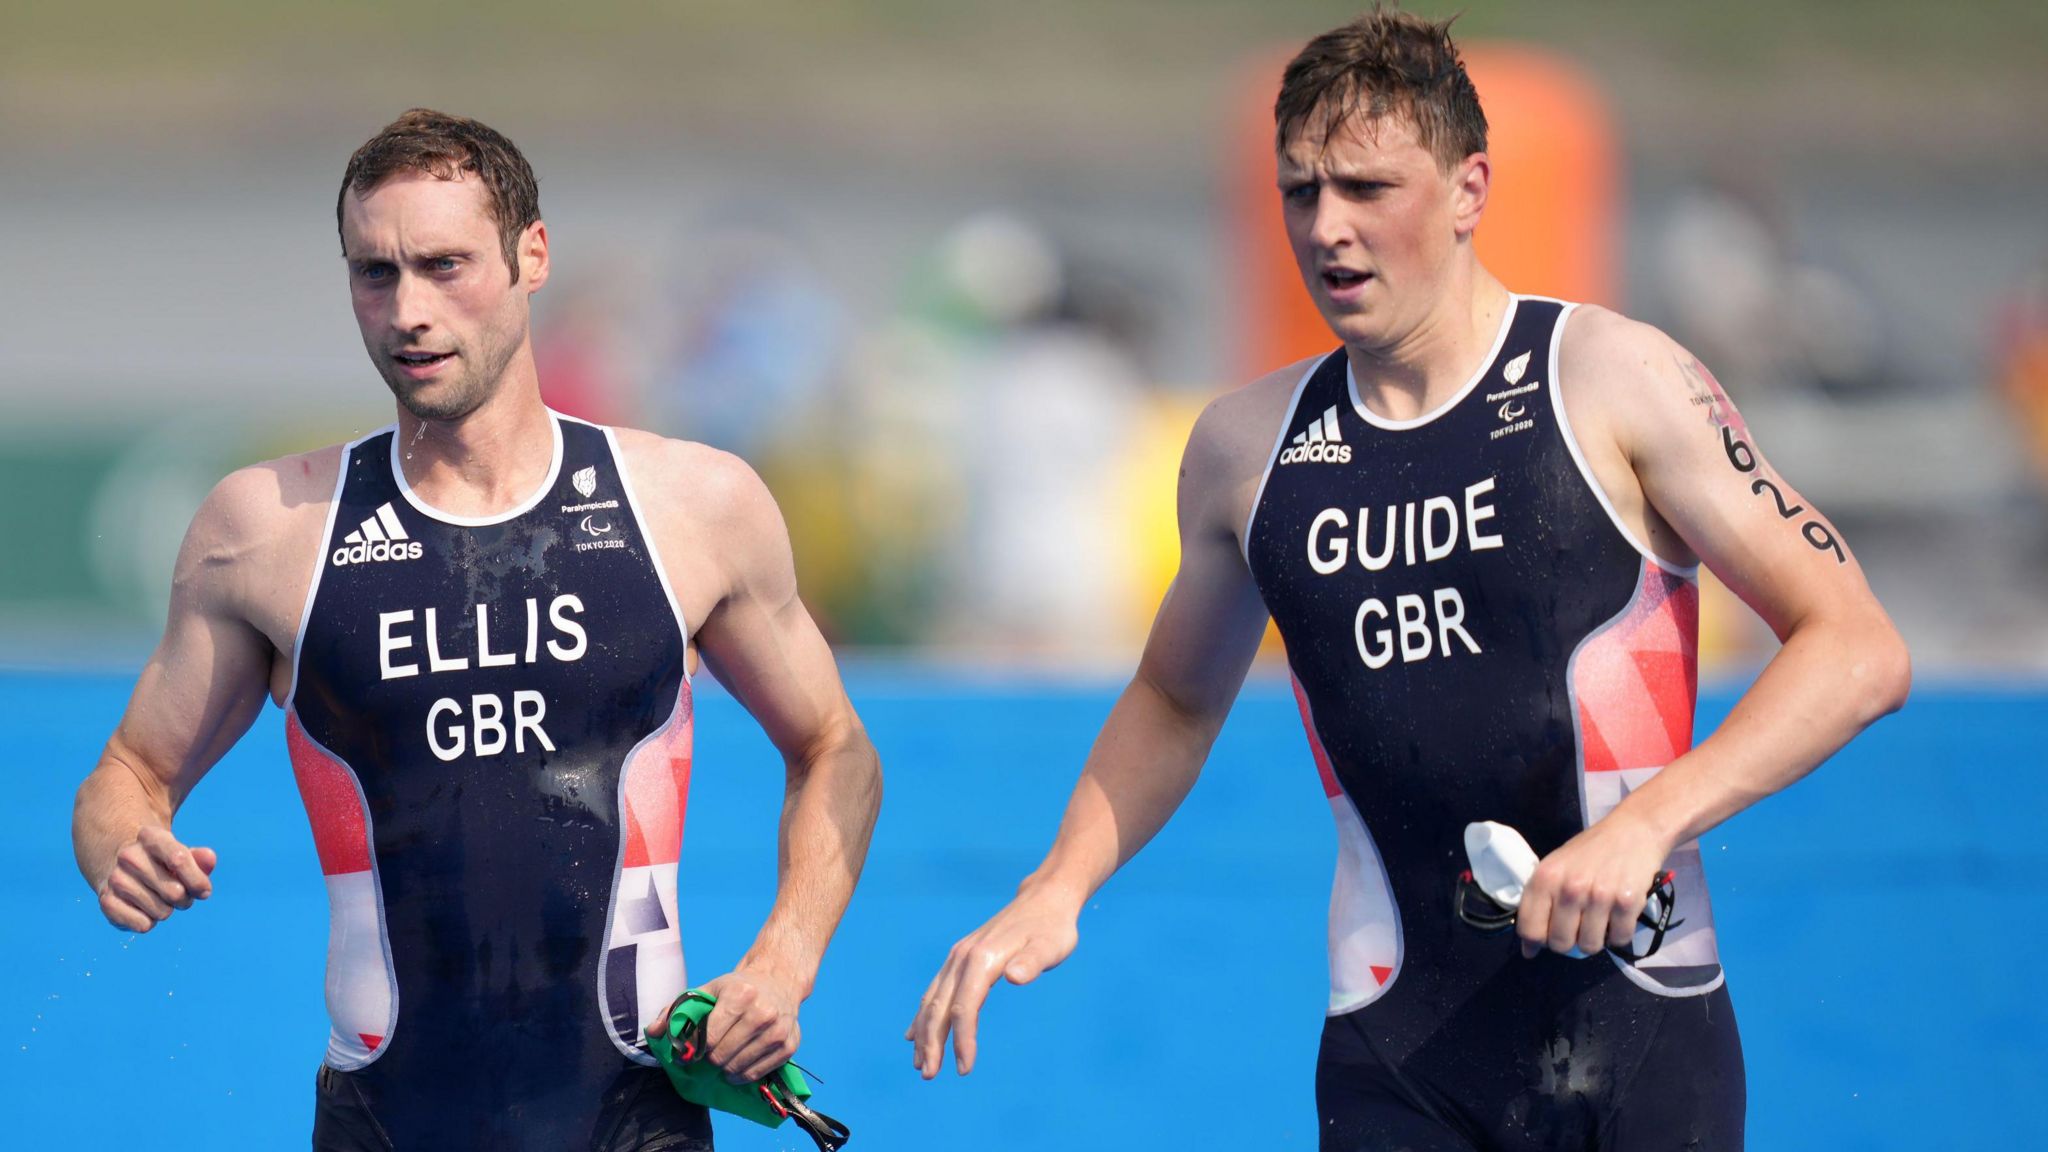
[1245,298,1745,1150]
[287,413,712,1150]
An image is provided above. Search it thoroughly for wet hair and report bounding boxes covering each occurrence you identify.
[338,108,541,284]
[1274,6,1488,171]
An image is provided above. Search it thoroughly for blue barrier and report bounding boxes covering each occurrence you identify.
[5,668,2042,1148]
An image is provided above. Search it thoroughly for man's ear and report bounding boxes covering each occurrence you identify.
[519,220,550,291]
[1451,153,1490,239]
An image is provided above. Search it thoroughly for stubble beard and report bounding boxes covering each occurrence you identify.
[378,316,525,424]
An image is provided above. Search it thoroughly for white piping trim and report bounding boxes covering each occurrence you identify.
[593,420,692,683]
[1325,789,1407,1017]
[1295,682,1406,1016]
[1566,557,1650,875]
[1605,887,1725,996]
[283,433,403,1067]
[1563,560,1723,1000]
[389,412,565,527]
[1547,303,1698,577]
[1318,795,1400,1008]
[1241,354,1335,566]
[292,711,405,1068]
[1347,296,1519,431]
[595,683,692,1065]
[285,429,382,709]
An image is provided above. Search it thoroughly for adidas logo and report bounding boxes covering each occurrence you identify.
[331,503,424,566]
[1280,405,1352,465]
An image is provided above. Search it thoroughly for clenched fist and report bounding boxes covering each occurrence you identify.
[97,825,215,933]
[696,969,804,1084]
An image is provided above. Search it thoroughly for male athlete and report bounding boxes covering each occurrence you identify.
[910,11,1908,1149]
[71,110,882,1150]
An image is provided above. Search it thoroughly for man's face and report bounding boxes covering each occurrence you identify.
[340,171,546,422]
[1277,109,1483,351]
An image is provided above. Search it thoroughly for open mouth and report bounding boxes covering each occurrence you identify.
[392,350,456,375]
[1321,268,1371,292]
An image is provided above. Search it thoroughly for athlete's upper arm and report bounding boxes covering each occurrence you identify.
[1568,309,1896,643]
[1128,382,1286,723]
[682,447,863,761]
[103,467,283,809]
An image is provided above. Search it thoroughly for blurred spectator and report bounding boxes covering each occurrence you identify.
[921,213,1151,655]
[655,224,847,457]
[1655,175,1884,398]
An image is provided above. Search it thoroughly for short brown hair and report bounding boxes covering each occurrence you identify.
[337,109,541,284]
[1274,7,1487,172]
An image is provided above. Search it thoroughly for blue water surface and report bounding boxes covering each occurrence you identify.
[4,667,2042,1149]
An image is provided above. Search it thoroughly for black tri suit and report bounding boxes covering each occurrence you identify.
[1244,297,1745,1150]
[285,412,713,1150]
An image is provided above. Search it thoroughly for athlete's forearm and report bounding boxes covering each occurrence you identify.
[737,725,881,998]
[1024,672,1225,910]
[1614,608,1910,848]
[72,751,175,891]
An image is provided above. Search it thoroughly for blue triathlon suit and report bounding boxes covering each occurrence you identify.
[286,413,711,1150]
[1244,297,1745,1150]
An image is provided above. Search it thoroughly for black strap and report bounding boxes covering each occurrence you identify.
[1453,869,1681,960]
[778,1093,851,1152]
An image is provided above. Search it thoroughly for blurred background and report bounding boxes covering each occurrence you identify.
[4,1,2045,1149]
[5,0,2047,668]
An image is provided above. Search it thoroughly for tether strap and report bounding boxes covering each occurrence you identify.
[779,1094,851,1152]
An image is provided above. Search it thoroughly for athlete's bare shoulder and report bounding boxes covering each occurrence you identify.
[1556,304,1698,411]
[1555,303,1733,566]
[177,442,348,653]
[1194,356,1328,463]
[605,426,789,625]
[1184,355,1330,543]
[606,426,777,527]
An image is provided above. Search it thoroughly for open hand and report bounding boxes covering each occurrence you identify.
[907,885,1081,1078]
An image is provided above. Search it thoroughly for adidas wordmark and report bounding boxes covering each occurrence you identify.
[332,503,424,566]
[1280,406,1352,466]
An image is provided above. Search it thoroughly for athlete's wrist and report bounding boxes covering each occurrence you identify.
[1603,781,1685,857]
[1015,869,1091,920]
[731,951,817,1000]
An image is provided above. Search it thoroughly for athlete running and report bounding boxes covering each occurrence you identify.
[908,12,1908,1149]
[71,110,882,1151]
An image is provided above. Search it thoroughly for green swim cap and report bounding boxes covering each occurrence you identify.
[645,989,850,1151]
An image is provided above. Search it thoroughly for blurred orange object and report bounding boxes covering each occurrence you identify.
[1996,280,2048,489]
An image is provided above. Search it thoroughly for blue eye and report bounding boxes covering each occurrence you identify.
[432,257,457,272]
[360,263,392,282]
[1282,183,1318,205]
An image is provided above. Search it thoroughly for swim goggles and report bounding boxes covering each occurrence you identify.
[1452,820,1682,962]
[646,989,850,1151]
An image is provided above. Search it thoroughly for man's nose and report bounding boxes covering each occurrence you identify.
[1308,194,1351,253]
[390,271,432,334]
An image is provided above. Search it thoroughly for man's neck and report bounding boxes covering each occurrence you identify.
[393,377,557,519]
[1345,272,1512,423]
